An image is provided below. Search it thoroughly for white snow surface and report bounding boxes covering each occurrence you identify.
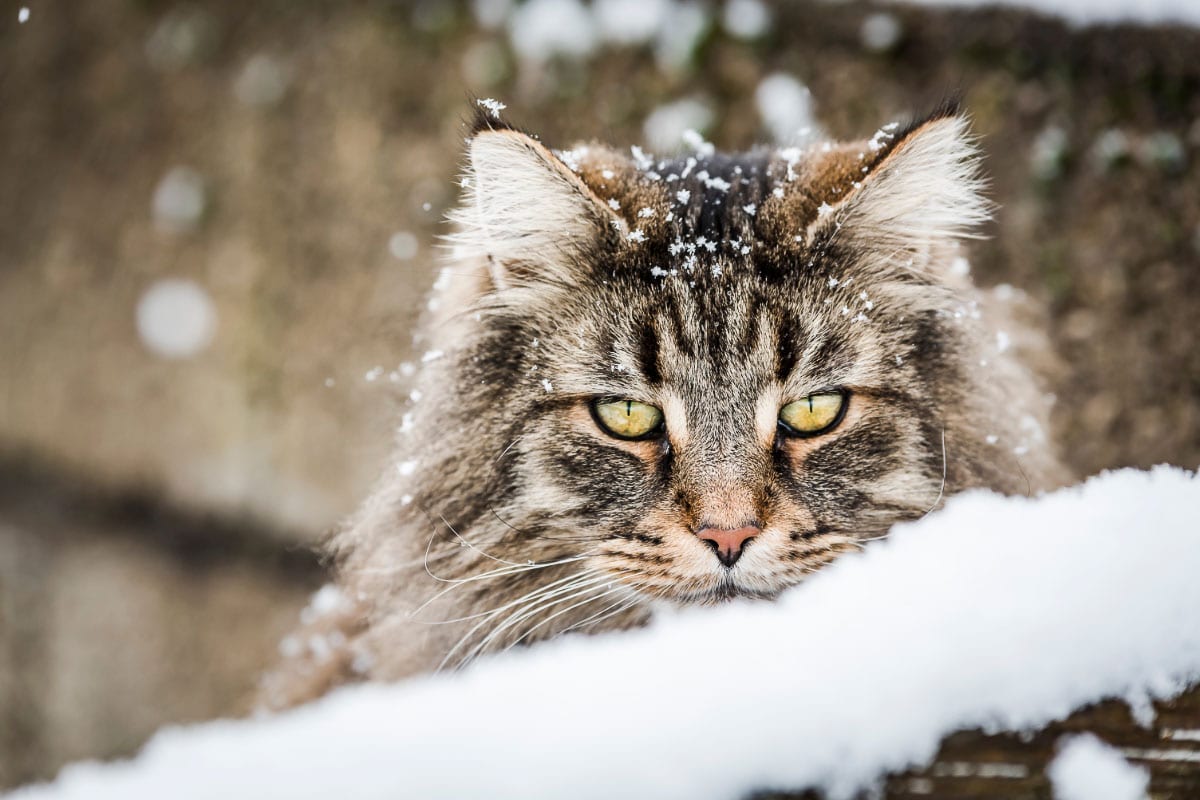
[135,279,217,359]
[1048,734,1150,800]
[893,0,1200,27]
[12,467,1200,800]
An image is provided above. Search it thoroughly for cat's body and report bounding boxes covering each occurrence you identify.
[262,104,1067,709]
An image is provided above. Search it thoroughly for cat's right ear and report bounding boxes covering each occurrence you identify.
[452,122,626,292]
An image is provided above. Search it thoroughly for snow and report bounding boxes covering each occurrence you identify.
[135,279,217,359]
[681,128,715,157]
[502,0,710,69]
[893,0,1200,27]
[387,231,419,260]
[652,2,710,72]
[475,97,507,119]
[10,467,1200,800]
[299,586,351,625]
[18,7,30,23]
[472,0,515,29]
[642,98,713,151]
[593,0,672,45]
[507,0,598,62]
[494,0,1200,72]
[1047,735,1150,800]
[492,0,1200,75]
[151,167,206,233]
[860,11,903,52]
[721,0,770,40]
[1031,125,1069,181]
[232,55,289,108]
[754,73,818,144]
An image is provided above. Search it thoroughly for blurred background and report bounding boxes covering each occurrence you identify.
[1,0,1198,790]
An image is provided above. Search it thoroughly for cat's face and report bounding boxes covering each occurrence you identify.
[506,264,951,603]
[432,106,1046,605]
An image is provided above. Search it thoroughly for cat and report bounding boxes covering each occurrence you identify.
[261,100,1068,709]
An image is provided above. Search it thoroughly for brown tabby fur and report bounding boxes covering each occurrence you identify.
[260,103,1068,709]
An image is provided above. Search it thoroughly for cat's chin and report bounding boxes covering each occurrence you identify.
[666,582,782,606]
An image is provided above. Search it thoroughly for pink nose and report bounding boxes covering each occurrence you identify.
[696,525,760,568]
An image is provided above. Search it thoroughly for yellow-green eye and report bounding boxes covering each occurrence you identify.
[591,398,665,440]
[779,391,847,437]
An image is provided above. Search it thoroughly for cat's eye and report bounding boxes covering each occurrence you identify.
[778,391,848,437]
[591,398,665,440]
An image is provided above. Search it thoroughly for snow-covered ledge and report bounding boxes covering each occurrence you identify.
[10,467,1199,800]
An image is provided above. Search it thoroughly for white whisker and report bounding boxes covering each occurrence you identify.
[447,576,615,671]
[495,436,523,462]
[559,591,642,635]
[437,513,528,567]
[501,585,628,653]
[857,427,949,547]
[920,427,948,520]
[410,553,594,619]
[413,567,601,625]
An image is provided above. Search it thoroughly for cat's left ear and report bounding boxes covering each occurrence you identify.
[804,107,990,274]
[452,115,626,291]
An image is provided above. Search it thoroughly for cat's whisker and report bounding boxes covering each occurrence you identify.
[559,590,643,635]
[488,506,597,545]
[435,513,531,567]
[437,572,612,671]
[412,567,601,625]
[346,532,519,578]
[369,566,595,642]
[495,436,523,462]
[415,505,483,584]
[450,577,616,670]
[472,577,616,651]
[474,584,620,665]
[918,427,949,521]
[502,585,629,653]
[410,553,596,619]
[1014,456,1033,497]
[856,429,951,548]
[413,503,536,581]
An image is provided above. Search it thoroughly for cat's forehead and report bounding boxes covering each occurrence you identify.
[547,268,887,404]
[561,139,883,259]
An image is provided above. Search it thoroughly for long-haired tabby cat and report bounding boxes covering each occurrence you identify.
[263,101,1067,708]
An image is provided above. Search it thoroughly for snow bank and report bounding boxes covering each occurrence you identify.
[11,467,1199,800]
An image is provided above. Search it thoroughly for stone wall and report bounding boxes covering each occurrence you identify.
[0,460,321,788]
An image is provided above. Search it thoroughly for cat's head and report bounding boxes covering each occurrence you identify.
[408,103,1056,606]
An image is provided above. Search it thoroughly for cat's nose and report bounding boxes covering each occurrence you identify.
[696,525,760,568]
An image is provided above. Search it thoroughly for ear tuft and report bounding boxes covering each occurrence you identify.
[809,112,991,272]
[468,97,517,137]
[449,127,624,290]
[886,96,963,146]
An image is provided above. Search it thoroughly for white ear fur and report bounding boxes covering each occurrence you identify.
[808,115,990,270]
[451,129,625,289]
